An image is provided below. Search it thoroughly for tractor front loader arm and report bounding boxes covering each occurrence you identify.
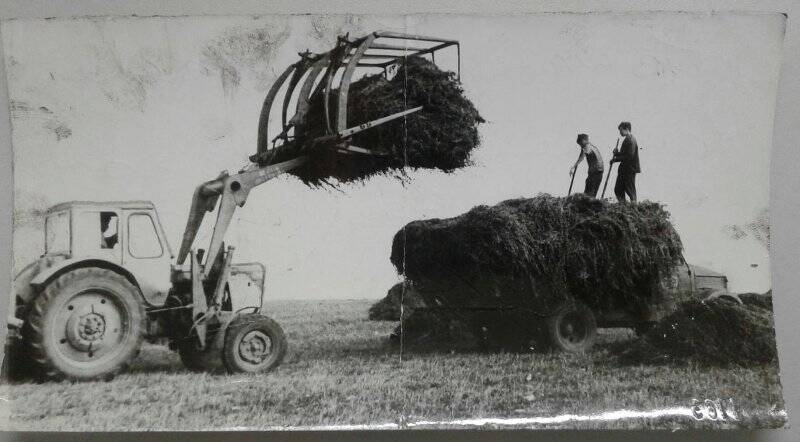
[176,156,307,273]
[175,156,305,350]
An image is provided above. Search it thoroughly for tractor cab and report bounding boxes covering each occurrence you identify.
[31,201,175,307]
[44,201,170,264]
[6,199,273,381]
[14,200,267,313]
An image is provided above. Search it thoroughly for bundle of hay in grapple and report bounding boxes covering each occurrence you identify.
[621,298,777,366]
[254,56,484,184]
[390,194,684,314]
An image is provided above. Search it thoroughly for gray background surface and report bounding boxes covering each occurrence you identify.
[0,1,797,441]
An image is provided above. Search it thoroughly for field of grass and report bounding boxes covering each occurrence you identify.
[0,299,787,431]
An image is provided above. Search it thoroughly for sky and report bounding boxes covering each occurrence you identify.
[3,12,785,299]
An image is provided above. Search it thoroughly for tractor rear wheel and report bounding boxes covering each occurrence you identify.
[544,301,597,353]
[23,268,145,381]
[222,314,286,374]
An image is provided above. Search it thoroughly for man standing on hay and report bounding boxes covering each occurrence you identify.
[569,134,604,198]
[611,121,641,202]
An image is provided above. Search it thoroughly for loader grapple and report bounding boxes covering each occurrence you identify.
[252,30,460,164]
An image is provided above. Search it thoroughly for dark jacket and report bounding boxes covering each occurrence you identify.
[614,134,641,173]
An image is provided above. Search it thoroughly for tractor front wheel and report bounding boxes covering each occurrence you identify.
[222,314,286,374]
[24,268,145,381]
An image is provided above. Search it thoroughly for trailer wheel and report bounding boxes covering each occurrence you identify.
[222,314,286,374]
[545,301,597,353]
[23,268,145,381]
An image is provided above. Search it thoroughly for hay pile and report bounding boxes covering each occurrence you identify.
[368,282,426,321]
[738,290,773,311]
[253,56,484,185]
[390,193,684,313]
[622,298,777,366]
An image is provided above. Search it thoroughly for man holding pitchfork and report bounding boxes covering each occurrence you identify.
[610,121,641,202]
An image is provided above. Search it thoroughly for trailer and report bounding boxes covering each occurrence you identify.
[396,259,737,352]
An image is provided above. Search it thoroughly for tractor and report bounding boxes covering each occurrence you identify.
[6,200,282,379]
[3,31,461,381]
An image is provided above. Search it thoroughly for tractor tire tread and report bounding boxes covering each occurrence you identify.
[222,313,287,374]
[22,267,145,381]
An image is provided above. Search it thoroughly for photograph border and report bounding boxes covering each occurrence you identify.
[0,1,797,440]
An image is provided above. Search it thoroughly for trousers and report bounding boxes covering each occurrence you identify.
[614,168,637,202]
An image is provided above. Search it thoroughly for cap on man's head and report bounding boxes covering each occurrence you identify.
[618,121,632,131]
[576,133,588,144]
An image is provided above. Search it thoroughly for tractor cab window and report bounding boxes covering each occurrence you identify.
[128,213,163,258]
[100,212,119,249]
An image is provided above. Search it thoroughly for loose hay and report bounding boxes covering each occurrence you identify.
[391,193,684,313]
[253,56,484,185]
[738,291,773,311]
[368,282,425,321]
[388,309,477,348]
[622,298,777,366]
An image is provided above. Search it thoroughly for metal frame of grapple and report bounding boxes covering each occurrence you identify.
[253,30,460,160]
[173,31,460,348]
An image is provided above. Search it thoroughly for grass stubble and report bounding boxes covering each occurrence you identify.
[0,299,785,431]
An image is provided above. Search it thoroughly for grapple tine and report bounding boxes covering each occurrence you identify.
[322,41,354,134]
[289,57,328,137]
[336,33,376,132]
[257,64,296,155]
[279,59,313,137]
